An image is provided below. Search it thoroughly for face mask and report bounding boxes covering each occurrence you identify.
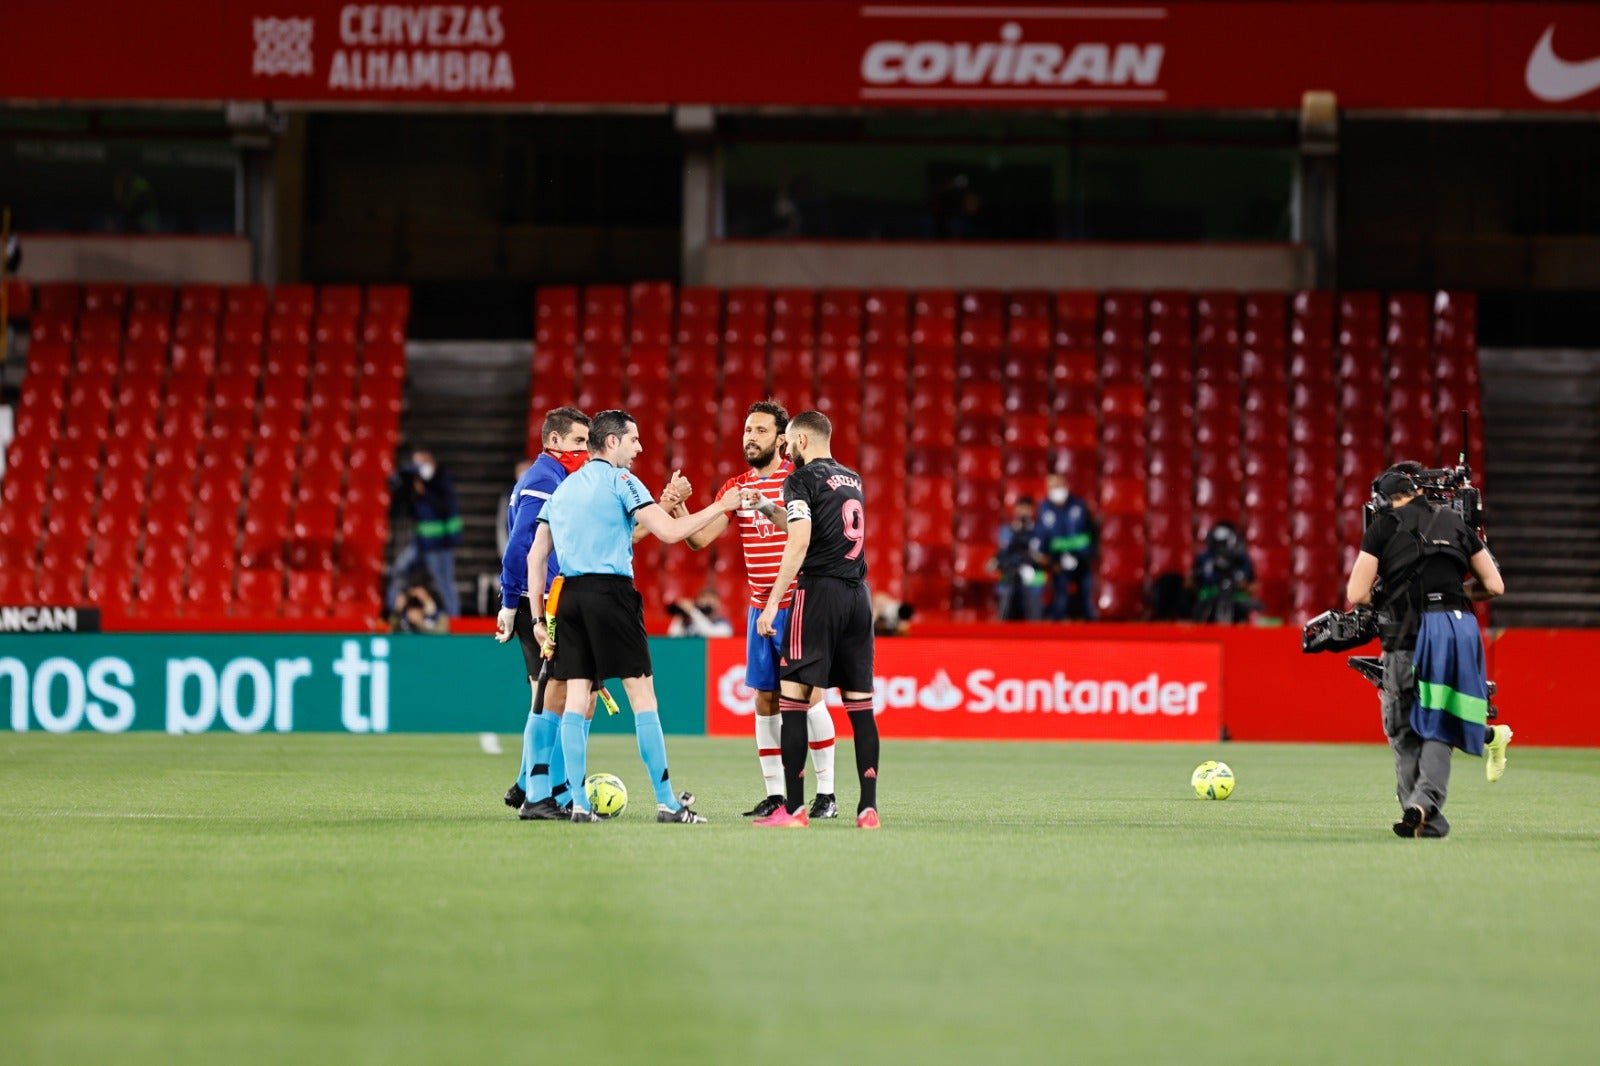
[417,463,436,481]
[1047,488,1068,506]
[553,449,588,474]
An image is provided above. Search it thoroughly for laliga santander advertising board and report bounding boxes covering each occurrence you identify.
[706,638,1221,742]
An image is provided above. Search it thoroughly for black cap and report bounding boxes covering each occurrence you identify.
[1373,470,1418,497]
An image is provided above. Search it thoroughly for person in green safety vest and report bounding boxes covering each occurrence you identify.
[387,448,463,617]
[1034,474,1098,621]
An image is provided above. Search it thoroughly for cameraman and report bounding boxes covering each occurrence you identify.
[667,588,735,638]
[1192,522,1261,624]
[1345,461,1508,839]
[990,495,1048,621]
[392,585,450,634]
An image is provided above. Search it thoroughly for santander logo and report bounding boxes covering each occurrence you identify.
[718,665,758,716]
[715,663,1205,717]
[1526,25,1600,103]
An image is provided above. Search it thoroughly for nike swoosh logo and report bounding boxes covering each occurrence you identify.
[1525,25,1600,103]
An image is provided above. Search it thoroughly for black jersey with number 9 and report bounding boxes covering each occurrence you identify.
[782,458,868,584]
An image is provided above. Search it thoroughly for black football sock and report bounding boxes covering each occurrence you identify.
[845,702,879,813]
[778,698,810,814]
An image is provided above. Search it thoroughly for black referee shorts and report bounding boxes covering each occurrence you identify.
[512,598,544,681]
[552,574,653,683]
[779,575,874,693]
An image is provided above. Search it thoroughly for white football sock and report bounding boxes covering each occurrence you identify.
[755,712,784,796]
[807,703,837,795]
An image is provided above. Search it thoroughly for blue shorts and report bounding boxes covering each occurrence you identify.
[745,605,792,692]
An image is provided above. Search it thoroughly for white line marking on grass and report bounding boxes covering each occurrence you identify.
[478,733,503,755]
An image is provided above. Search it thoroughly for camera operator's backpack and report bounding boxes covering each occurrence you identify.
[1375,502,1473,610]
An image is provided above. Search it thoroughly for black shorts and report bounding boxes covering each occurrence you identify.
[779,576,874,693]
[552,575,653,683]
[513,598,544,681]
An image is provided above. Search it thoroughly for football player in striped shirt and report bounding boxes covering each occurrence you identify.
[677,400,839,819]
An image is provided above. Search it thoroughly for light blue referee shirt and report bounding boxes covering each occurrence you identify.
[538,458,656,577]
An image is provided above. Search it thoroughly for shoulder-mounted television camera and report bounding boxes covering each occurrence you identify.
[1360,413,1486,538]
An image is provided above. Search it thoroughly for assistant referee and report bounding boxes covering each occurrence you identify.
[525,409,743,823]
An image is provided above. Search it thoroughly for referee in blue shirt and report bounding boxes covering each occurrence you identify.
[527,409,743,823]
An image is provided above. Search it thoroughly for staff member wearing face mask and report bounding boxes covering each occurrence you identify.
[494,408,592,818]
[1034,474,1099,621]
[387,445,464,618]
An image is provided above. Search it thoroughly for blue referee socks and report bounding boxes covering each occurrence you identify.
[526,709,568,803]
[634,710,679,810]
[560,711,590,811]
[517,709,537,794]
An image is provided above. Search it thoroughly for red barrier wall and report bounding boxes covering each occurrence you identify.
[95,617,1597,745]
[785,622,1594,746]
[1487,629,1600,747]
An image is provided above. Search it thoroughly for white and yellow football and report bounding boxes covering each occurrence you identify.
[584,773,628,818]
[1191,760,1235,800]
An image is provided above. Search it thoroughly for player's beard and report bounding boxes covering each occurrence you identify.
[745,442,778,469]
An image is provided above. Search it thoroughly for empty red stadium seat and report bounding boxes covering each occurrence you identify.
[24,339,73,379]
[1099,475,1147,517]
[35,283,82,316]
[308,284,357,318]
[222,312,265,349]
[313,315,357,347]
[3,278,32,317]
[72,341,120,379]
[366,292,412,335]
[174,309,219,346]
[268,315,312,348]
[1052,291,1097,351]
[234,567,284,615]
[81,283,126,316]
[1101,384,1146,421]
[123,309,171,347]
[182,567,231,612]
[272,284,316,320]
[112,341,160,378]
[223,285,267,318]
[953,480,1004,514]
[178,284,222,317]
[31,313,75,346]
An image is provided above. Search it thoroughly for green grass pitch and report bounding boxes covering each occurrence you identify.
[4,733,1598,1065]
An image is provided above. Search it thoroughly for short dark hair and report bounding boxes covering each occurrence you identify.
[541,406,590,443]
[588,409,636,453]
[747,399,790,434]
[787,409,832,441]
[1016,494,1035,507]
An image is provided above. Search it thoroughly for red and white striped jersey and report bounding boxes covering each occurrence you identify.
[718,461,795,609]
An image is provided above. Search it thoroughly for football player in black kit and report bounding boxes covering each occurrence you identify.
[753,410,881,829]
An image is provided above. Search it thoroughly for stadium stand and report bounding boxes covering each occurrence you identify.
[1,283,407,622]
[524,285,1483,627]
[2,281,1482,628]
